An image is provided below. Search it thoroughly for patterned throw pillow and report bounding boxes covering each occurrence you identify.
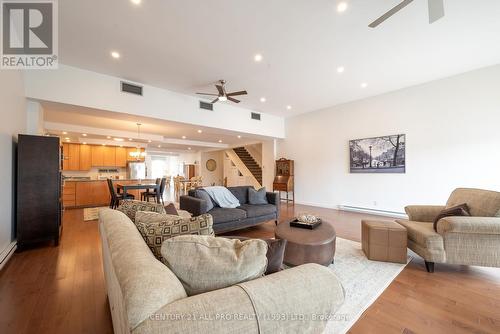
[117,200,166,222]
[135,211,214,262]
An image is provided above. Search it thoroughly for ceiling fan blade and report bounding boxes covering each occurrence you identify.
[216,85,224,95]
[227,97,240,103]
[428,0,444,23]
[211,97,219,104]
[368,0,414,28]
[226,90,248,97]
[196,92,219,96]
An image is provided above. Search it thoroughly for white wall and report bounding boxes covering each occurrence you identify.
[278,65,500,213]
[200,151,224,186]
[0,71,26,263]
[23,65,285,139]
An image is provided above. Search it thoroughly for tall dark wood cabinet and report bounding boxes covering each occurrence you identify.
[17,134,62,249]
[273,158,295,202]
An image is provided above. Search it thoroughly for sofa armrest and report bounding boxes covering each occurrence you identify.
[437,216,500,235]
[132,263,344,334]
[179,195,209,216]
[405,205,445,222]
[266,192,280,218]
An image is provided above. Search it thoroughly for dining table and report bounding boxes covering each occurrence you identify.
[116,182,161,203]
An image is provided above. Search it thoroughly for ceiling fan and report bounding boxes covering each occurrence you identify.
[369,0,445,28]
[196,80,248,104]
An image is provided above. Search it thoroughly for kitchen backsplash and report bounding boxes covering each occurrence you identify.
[63,167,127,180]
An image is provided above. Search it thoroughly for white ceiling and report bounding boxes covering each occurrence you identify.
[59,0,500,117]
[42,101,265,152]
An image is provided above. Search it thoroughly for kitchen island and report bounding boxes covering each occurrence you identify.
[63,179,155,209]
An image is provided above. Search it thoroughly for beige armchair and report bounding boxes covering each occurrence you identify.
[396,188,500,272]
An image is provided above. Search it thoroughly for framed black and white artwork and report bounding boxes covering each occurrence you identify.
[349,134,406,173]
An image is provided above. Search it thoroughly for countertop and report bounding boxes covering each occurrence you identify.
[64,178,155,183]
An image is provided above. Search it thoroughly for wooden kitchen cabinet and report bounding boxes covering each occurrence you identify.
[75,181,110,207]
[91,145,105,166]
[65,144,80,171]
[62,181,76,207]
[115,147,127,167]
[79,144,92,170]
[103,146,116,166]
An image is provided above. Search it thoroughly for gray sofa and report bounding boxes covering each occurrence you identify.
[180,186,280,234]
[99,208,345,334]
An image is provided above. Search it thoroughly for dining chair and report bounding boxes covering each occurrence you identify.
[107,178,135,209]
[141,178,160,202]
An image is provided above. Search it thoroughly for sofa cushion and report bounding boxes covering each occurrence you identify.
[161,235,267,295]
[208,207,247,224]
[223,236,287,275]
[248,187,269,205]
[194,189,215,211]
[396,220,444,250]
[238,204,276,218]
[117,200,165,222]
[135,212,214,262]
[228,186,250,204]
[446,188,500,217]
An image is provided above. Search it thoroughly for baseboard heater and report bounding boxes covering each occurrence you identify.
[338,205,407,219]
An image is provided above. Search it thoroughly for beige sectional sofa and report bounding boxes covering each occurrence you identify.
[99,208,345,334]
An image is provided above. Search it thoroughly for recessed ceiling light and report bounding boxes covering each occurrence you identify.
[111,51,120,59]
[82,142,87,145]
[66,139,70,142]
[286,105,292,110]
[82,133,87,137]
[119,145,123,147]
[128,138,133,141]
[361,82,368,88]
[148,140,152,143]
[107,136,111,139]
[337,2,348,13]
[237,135,242,139]
[130,0,141,5]
[337,66,345,73]
[182,136,186,139]
[62,131,67,135]
[188,147,192,150]
[260,97,266,103]
[113,138,124,142]
[158,145,161,148]
[254,54,263,62]
[64,137,70,140]
[102,144,106,146]
[197,129,202,133]
[218,139,222,143]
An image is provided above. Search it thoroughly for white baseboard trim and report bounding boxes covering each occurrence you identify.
[338,205,407,219]
[289,201,408,219]
[0,241,17,271]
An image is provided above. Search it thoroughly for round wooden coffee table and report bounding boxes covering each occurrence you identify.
[274,221,336,266]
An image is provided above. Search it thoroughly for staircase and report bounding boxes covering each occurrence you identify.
[233,147,262,185]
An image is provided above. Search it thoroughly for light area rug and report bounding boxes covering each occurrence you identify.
[324,237,413,334]
[83,207,108,221]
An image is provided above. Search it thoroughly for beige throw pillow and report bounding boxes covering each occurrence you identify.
[161,235,267,295]
[117,200,166,222]
[135,212,214,262]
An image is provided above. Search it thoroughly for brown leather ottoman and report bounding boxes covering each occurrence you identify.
[275,221,336,266]
[362,220,407,264]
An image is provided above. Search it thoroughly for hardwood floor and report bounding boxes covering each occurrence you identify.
[1,203,500,334]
